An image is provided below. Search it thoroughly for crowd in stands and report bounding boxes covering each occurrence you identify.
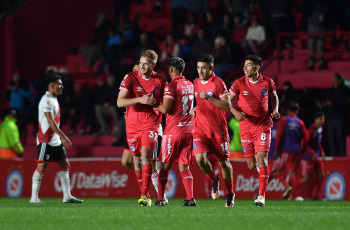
[1,0,350,156]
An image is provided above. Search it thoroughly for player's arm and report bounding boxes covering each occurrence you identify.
[117,90,155,108]
[269,90,280,119]
[199,91,231,110]
[45,112,72,149]
[274,116,286,156]
[155,98,173,114]
[8,125,23,156]
[229,92,245,121]
[300,120,310,153]
[319,144,325,160]
[307,127,317,160]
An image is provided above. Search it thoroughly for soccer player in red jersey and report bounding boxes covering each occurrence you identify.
[153,57,196,206]
[193,54,235,207]
[117,50,166,206]
[293,111,326,200]
[273,101,309,200]
[30,74,82,204]
[229,55,280,206]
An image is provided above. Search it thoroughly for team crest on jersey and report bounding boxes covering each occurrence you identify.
[129,145,136,152]
[242,146,247,153]
[153,87,160,95]
[124,75,128,79]
[47,101,50,105]
[207,91,214,96]
[193,143,197,150]
[261,89,268,96]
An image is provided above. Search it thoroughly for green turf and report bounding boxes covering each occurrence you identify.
[0,198,349,230]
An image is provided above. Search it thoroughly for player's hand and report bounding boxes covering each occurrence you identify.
[271,110,281,119]
[233,110,246,121]
[190,106,197,116]
[139,93,156,105]
[199,91,210,100]
[61,136,72,149]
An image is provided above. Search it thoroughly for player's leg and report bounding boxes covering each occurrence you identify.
[121,149,134,169]
[30,162,47,203]
[218,158,235,207]
[179,163,196,206]
[57,159,83,203]
[132,155,143,192]
[155,162,172,206]
[255,151,269,206]
[138,146,154,206]
[292,160,311,191]
[311,158,325,199]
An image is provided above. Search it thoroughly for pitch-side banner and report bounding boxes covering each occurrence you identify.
[0,157,349,200]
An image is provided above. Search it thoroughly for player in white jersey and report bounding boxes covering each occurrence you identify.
[30,74,82,204]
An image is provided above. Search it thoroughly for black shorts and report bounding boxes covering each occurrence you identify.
[37,143,67,163]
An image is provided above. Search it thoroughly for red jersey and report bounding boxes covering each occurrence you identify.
[119,70,166,131]
[194,72,229,135]
[230,74,276,132]
[163,76,194,134]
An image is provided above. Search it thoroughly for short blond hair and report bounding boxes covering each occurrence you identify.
[141,50,158,63]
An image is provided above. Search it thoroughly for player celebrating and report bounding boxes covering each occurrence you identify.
[293,111,326,200]
[273,101,309,200]
[117,50,166,206]
[30,74,82,204]
[193,54,235,207]
[229,55,280,207]
[154,57,196,206]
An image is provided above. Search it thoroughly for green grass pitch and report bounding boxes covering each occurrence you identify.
[0,198,349,230]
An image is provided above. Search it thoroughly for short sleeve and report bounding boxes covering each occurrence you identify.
[217,79,229,98]
[164,82,175,100]
[268,78,276,94]
[229,80,239,96]
[43,99,53,113]
[119,74,133,91]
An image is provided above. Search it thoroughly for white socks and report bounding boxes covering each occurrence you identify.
[30,170,43,201]
[57,170,72,200]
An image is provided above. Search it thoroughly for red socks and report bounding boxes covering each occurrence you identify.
[134,169,142,193]
[206,170,217,182]
[258,166,269,197]
[157,169,169,201]
[224,180,234,195]
[312,179,323,198]
[141,164,152,196]
[181,169,194,200]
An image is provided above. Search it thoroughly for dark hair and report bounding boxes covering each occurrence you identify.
[169,57,185,73]
[245,55,263,72]
[46,74,62,88]
[287,101,300,112]
[197,54,214,66]
[314,111,325,119]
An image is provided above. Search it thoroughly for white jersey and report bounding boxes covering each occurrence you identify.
[37,91,61,146]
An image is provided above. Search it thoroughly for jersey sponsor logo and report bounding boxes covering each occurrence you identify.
[242,146,247,153]
[193,138,201,142]
[261,89,268,96]
[193,143,197,150]
[6,170,23,198]
[207,91,214,96]
[129,145,136,152]
[236,175,284,192]
[241,139,251,143]
[153,87,160,95]
[164,170,178,198]
[54,171,128,191]
[325,172,345,200]
[136,87,143,92]
[243,91,249,95]
[127,139,137,143]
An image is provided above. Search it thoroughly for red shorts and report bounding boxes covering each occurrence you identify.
[126,127,159,156]
[193,131,230,160]
[301,158,324,177]
[240,128,271,158]
[160,133,194,165]
[279,152,302,173]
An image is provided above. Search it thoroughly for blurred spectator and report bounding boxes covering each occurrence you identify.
[323,73,349,156]
[203,11,220,41]
[190,27,212,67]
[94,74,120,135]
[183,11,199,38]
[241,16,266,55]
[211,36,235,78]
[113,0,130,27]
[223,0,250,21]
[159,34,180,69]
[279,81,299,114]
[81,13,111,67]
[0,109,23,158]
[5,70,31,113]
[171,0,188,37]
[307,1,331,70]
[178,35,193,62]
[135,32,157,63]
[230,13,248,65]
[220,14,234,41]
